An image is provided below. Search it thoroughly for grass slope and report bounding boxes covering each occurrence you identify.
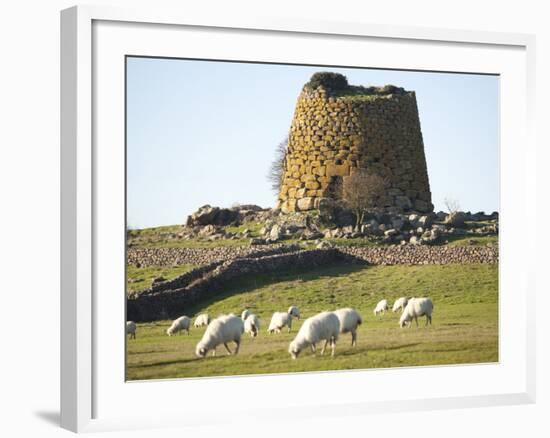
[126,263,498,380]
[127,264,196,294]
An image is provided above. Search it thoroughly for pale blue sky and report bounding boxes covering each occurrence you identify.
[127,57,499,229]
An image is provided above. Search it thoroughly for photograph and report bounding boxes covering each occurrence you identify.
[125,58,499,381]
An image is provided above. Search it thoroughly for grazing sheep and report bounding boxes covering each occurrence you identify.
[287,305,300,319]
[241,309,251,320]
[193,313,210,328]
[126,321,137,339]
[374,299,389,317]
[392,297,409,313]
[268,305,301,333]
[166,315,191,336]
[333,308,363,346]
[400,297,434,328]
[195,314,244,357]
[288,311,340,359]
[244,314,261,337]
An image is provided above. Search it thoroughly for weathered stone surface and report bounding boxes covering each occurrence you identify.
[277,76,433,213]
[297,197,315,211]
[270,224,282,241]
[445,211,466,228]
[186,204,266,227]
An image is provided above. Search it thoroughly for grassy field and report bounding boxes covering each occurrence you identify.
[126,263,498,380]
[127,264,196,294]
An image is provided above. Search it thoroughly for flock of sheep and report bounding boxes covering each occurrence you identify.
[126,297,434,360]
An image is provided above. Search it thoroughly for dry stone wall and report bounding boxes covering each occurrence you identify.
[128,243,497,269]
[338,245,498,265]
[127,245,498,321]
[127,248,360,322]
[278,78,432,214]
[127,244,302,268]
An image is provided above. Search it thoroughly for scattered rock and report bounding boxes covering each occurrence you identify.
[445,211,466,228]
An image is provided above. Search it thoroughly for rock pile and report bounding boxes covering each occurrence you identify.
[185,204,270,227]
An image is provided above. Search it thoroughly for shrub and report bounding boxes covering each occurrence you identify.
[267,137,288,195]
[305,72,349,91]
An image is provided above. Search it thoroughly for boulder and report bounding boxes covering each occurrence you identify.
[408,214,420,227]
[417,215,433,228]
[270,224,283,241]
[409,235,421,245]
[297,197,315,211]
[342,225,354,234]
[249,238,266,246]
[198,225,217,236]
[392,217,405,231]
[316,241,334,249]
[435,211,447,221]
[445,211,466,228]
[186,205,220,226]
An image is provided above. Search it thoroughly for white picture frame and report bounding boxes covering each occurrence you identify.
[60,5,536,433]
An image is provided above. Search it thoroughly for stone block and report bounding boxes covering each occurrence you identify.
[297,197,315,211]
[326,162,350,177]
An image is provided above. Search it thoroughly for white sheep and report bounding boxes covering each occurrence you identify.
[166,315,191,336]
[241,309,251,320]
[126,321,137,339]
[333,308,363,346]
[374,299,389,317]
[268,305,301,334]
[195,314,244,357]
[392,297,409,313]
[287,305,301,319]
[288,311,340,359]
[193,313,211,328]
[400,297,434,328]
[244,314,261,337]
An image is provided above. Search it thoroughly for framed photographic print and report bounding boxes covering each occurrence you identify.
[61,5,536,433]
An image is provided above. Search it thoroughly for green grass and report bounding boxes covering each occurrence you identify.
[446,235,498,247]
[126,263,498,380]
[127,265,197,294]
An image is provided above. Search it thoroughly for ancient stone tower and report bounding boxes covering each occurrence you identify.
[277,72,433,214]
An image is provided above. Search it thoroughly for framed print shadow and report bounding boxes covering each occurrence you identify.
[61,5,536,433]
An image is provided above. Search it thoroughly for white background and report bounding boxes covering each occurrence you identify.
[0,1,546,437]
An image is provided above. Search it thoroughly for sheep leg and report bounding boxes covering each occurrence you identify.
[310,343,316,354]
[212,348,216,357]
[234,340,240,355]
[414,316,418,327]
[331,338,336,357]
[321,340,329,355]
[223,343,233,355]
[351,330,357,347]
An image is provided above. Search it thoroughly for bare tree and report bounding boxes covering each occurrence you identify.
[443,197,460,214]
[342,170,388,229]
[267,137,288,194]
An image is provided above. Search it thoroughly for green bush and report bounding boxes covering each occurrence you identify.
[305,72,349,91]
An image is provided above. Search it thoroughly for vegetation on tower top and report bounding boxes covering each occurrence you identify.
[304,71,408,100]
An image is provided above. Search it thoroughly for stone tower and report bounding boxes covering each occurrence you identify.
[277,73,433,214]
